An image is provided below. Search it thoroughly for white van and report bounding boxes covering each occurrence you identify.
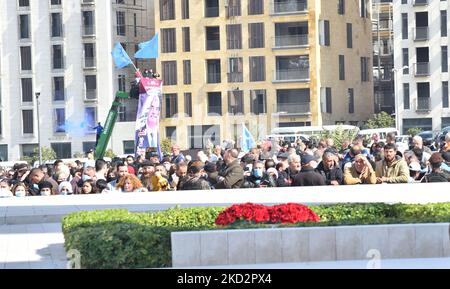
[358,128,399,143]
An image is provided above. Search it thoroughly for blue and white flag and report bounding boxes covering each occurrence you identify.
[112,43,133,69]
[241,124,256,153]
[135,33,159,59]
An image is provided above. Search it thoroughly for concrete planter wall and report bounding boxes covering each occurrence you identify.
[171,223,450,267]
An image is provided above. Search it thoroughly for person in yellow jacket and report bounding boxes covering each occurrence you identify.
[375,143,409,183]
[343,154,377,185]
[151,164,170,191]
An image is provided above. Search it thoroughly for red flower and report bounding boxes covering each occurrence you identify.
[215,203,319,226]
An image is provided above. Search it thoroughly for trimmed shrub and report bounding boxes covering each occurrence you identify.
[63,203,450,269]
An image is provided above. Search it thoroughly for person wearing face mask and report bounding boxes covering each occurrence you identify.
[26,168,58,196]
[11,182,27,197]
[292,155,326,186]
[74,166,96,194]
[38,181,54,196]
[180,161,211,190]
[0,178,13,197]
[58,181,73,195]
[241,161,275,188]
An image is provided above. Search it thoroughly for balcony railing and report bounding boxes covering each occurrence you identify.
[207,72,221,83]
[274,68,309,81]
[270,0,308,14]
[205,7,219,17]
[413,0,428,6]
[274,34,308,47]
[84,57,96,69]
[206,40,220,50]
[415,62,430,76]
[274,102,311,115]
[85,89,97,101]
[416,98,430,111]
[82,25,95,36]
[227,72,243,82]
[415,27,429,41]
[208,106,222,116]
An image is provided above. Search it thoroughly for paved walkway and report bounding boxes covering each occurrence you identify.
[0,223,67,269]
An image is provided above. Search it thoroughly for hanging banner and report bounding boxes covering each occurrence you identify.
[135,75,163,159]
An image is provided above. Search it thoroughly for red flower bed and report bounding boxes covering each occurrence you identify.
[215,203,320,226]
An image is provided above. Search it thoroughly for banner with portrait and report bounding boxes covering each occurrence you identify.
[135,76,163,159]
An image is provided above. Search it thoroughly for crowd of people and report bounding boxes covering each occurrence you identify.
[0,132,449,197]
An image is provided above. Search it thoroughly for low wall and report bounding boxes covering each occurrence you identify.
[171,223,450,267]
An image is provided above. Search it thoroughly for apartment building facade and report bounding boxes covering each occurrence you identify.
[393,0,450,134]
[0,0,154,161]
[373,0,395,114]
[155,0,374,150]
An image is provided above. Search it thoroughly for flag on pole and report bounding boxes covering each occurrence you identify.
[135,33,159,59]
[112,43,133,69]
[241,124,256,153]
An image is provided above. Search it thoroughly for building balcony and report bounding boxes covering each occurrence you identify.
[273,68,309,82]
[273,34,308,48]
[82,25,95,37]
[207,72,221,83]
[84,57,96,69]
[414,62,430,76]
[205,7,219,17]
[270,0,308,15]
[274,102,311,116]
[81,0,95,5]
[206,40,220,51]
[416,98,430,112]
[414,27,429,41]
[227,72,243,83]
[413,0,428,6]
[85,89,97,101]
[207,106,222,116]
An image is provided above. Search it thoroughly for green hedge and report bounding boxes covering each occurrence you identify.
[63,203,450,269]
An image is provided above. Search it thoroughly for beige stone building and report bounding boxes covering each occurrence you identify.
[155,0,374,150]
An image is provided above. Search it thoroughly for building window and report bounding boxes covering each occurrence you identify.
[85,75,97,100]
[207,59,221,83]
[228,57,243,83]
[20,46,32,71]
[53,77,65,101]
[206,26,220,50]
[19,0,30,7]
[184,92,192,117]
[116,11,126,36]
[249,56,265,82]
[228,90,243,115]
[205,0,219,18]
[182,0,189,19]
[22,109,34,134]
[118,75,126,91]
[226,24,242,50]
[339,55,345,80]
[188,125,220,149]
[182,27,190,52]
[402,13,408,40]
[443,81,449,108]
[161,28,176,53]
[248,23,264,48]
[84,43,96,68]
[21,144,38,159]
[164,94,178,118]
[226,0,241,17]
[162,61,177,86]
[55,108,66,133]
[442,46,448,73]
[123,141,135,154]
[0,144,7,162]
[321,87,332,114]
[441,10,447,37]
[319,20,330,46]
[84,107,96,133]
[403,83,410,110]
[346,23,352,48]
[52,44,64,69]
[348,88,354,114]
[166,126,177,141]
[21,78,33,102]
[51,143,72,159]
[160,0,175,20]
[248,0,263,15]
[402,48,409,74]
[359,0,367,18]
[51,13,63,38]
[250,89,266,115]
[338,0,345,15]
[207,92,222,115]
[183,60,191,85]
[277,88,311,114]
[82,11,95,36]
[19,14,30,39]
[361,57,370,82]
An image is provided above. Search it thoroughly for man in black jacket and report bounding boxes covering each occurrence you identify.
[292,155,326,186]
[316,151,343,185]
[215,149,244,189]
